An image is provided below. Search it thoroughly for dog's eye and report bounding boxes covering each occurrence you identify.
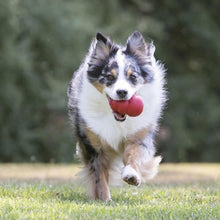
[130,74,137,81]
[106,74,115,81]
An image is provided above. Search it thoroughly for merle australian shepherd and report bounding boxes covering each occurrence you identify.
[67,31,166,201]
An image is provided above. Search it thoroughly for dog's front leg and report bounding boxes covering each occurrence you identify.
[81,127,112,201]
[122,143,161,186]
[86,154,111,201]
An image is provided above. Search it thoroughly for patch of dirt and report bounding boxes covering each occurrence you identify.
[0,163,219,186]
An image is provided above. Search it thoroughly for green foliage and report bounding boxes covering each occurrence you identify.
[0,0,219,162]
[150,0,220,161]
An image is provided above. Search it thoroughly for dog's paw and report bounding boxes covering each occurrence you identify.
[121,165,141,186]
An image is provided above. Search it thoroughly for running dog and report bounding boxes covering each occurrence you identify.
[67,31,166,201]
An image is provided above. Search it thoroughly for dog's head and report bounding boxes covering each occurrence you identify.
[87,31,156,121]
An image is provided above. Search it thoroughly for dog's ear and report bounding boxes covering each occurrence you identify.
[125,31,155,57]
[94,32,113,60]
[126,31,155,83]
[125,31,146,55]
[88,33,118,83]
[96,32,109,45]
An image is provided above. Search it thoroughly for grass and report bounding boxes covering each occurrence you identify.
[0,163,219,220]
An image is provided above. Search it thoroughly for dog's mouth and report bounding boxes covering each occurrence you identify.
[113,111,126,122]
[107,94,145,122]
[107,95,127,122]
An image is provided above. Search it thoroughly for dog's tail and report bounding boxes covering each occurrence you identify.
[140,155,162,182]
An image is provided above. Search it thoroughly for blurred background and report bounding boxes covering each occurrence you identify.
[0,0,219,163]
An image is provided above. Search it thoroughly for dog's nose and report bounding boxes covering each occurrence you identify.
[116,89,128,99]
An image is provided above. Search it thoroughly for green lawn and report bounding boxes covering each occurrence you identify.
[0,163,219,220]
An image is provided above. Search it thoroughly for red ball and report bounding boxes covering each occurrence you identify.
[108,95,144,117]
[109,99,129,115]
[127,95,144,116]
